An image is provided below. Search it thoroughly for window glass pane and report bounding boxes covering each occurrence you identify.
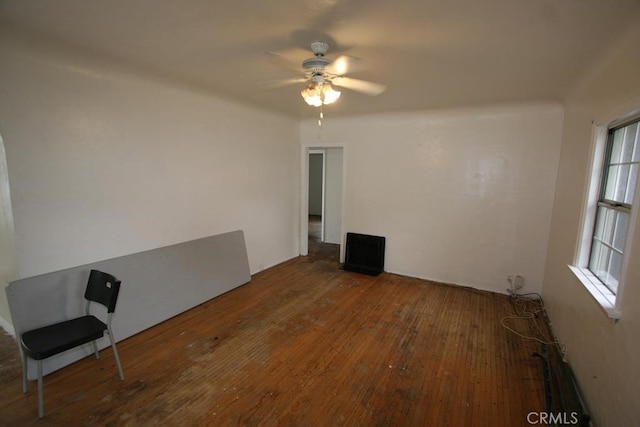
[621,124,636,163]
[593,206,606,240]
[604,164,631,203]
[588,242,619,294]
[612,211,629,252]
[626,164,638,205]
[601,207,616,245]
[589,239,605,276]
[598,244,611,279]
[590,204,625,291]
[633,124,640,162]
[610,129,624,163]
[606,251,621,293]
[622,122,638,163]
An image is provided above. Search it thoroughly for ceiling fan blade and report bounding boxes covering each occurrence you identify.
[331,77,386,96]
[265,51,303,75]
[325,55,367,76]
[255,77,307,89]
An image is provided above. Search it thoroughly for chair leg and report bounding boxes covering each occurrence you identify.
[37,360,44,418]
[22,351,28,394]
[92,340,99,359]
[107,327,124,381]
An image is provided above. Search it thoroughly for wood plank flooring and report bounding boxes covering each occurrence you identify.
[307,215,340,263]
[0,256,546,426]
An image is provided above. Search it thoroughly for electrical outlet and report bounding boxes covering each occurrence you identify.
[514,275,524,290]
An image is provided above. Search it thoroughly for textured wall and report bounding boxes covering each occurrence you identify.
[301,104,564,294]
[541,13,640,426]
[0,34,299,286]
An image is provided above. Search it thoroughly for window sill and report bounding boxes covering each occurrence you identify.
[568,265,620,320]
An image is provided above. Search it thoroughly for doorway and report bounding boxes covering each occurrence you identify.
[304,146,343,262]
[308,150,325,244]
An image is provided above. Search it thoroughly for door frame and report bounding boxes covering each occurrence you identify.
[300,143,347,261]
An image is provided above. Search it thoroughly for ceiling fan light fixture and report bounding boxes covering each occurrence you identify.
[301,82,323,107]
[300,82,341,107]
[323,83,341,104]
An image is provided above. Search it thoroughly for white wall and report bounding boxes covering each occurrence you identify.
[301,104,564,294]
[0,31,300,321]
[541,11,640,426]
[308,153,323,216]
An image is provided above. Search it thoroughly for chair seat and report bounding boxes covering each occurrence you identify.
[21,315,107,360]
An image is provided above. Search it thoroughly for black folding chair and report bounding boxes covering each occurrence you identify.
[20,269,125,417]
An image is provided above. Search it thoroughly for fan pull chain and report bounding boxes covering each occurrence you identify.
[318,104,324,126]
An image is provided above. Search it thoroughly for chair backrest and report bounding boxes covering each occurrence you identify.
[84,270,121,313]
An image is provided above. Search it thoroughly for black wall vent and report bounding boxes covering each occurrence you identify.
[343,233,386,276]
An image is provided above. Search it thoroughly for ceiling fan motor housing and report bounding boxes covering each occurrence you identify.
[302,57,331,72]
[310,41,329,56]
[303,41,332,76]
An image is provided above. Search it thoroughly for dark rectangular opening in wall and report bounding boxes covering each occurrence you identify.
[343,232,385,276]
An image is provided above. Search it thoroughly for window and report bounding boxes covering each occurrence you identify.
[588,120,639,294]
[571,114,640,319]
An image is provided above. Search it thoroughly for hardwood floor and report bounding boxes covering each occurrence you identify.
[0,256,546,426]
[307,215,340,263]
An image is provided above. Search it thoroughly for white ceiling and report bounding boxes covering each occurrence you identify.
[1,0,639,118]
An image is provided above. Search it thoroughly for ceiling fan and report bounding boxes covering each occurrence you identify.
[267,41,386,108]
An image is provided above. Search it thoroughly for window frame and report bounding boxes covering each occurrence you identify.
[571,109,640,320]
[588,121,638,293]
